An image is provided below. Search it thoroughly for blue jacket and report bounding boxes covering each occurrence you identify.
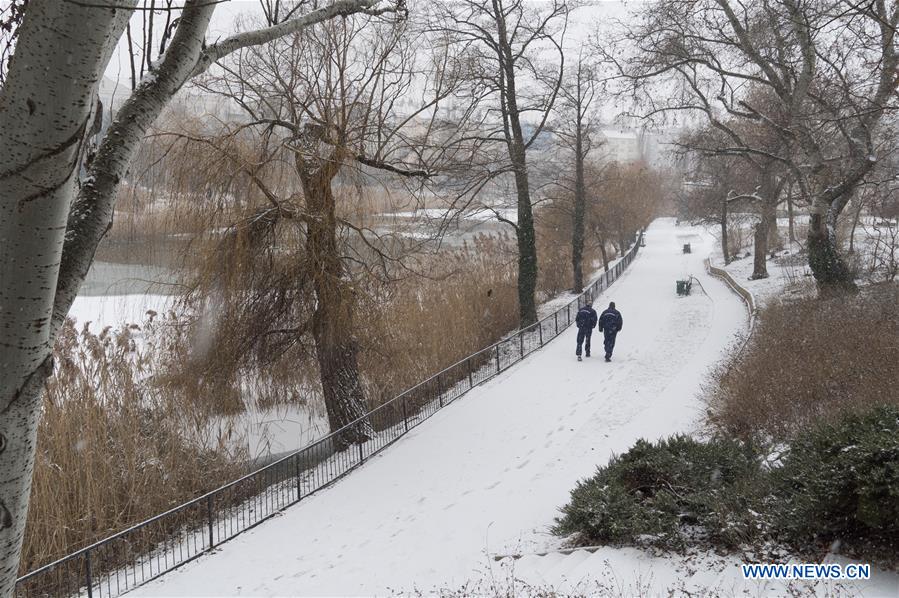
[575,305,598,329]
[599,308,623,333]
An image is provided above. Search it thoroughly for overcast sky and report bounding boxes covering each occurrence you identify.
[104,0,636,84]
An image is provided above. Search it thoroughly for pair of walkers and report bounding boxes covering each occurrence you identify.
[574,300,622,362]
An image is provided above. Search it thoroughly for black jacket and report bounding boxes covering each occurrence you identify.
[575,305,598,329]
[599,308,623,333]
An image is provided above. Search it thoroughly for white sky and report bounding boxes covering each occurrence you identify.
[104,0,637,84]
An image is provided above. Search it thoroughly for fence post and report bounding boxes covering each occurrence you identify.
[519,331,524,358]
[467,357,473,388]
[495,344,500,373]
[295,454,302,501]
[85,549,93,598]
[554,311,558,335]
[437,374,443,408]
[358,437,364,463]
[567,304,571,326]
[538,321,543,346]
[402,395,409,432]
[206,495,214,551]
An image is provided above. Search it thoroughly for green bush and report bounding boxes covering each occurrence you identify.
[553,435,767,550]
[772,405,899,559]
[554,408,899,567]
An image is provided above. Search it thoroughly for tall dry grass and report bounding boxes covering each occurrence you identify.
[23,319,247,575]
[358,234,521,402]
[24,223,578,577]
[704,283,899,445]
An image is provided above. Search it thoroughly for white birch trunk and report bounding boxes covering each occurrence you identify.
[0,2,133,593]
[1,2,393,592]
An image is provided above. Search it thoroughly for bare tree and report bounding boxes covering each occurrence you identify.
[603,0,899,294]
[432,0,571,326]
[591,161,665,255]
[0,0,402,591]
[677,112,791,278]
[553,52,600,292]
[177,10,469,445]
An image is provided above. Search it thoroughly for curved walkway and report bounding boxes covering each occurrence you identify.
[135,219,748,596]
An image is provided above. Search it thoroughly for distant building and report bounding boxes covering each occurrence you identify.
[595,125,683,170]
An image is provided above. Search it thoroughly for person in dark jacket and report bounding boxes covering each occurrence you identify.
[598,301,623,362]
[574,300,598,360]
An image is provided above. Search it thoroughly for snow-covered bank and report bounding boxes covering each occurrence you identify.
[131,219,769,596]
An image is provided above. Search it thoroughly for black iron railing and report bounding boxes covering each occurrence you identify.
[16,232,644,598]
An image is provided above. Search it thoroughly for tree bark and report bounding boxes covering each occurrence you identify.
[599,238,610,272]
[494,0,539,327]
[751,200,775,279]
[808,201,857,295]
[720,197,730,264]
[0,2,132,592]
[571,118,586,293]
[299,163,371,448]
[0,1,392,588]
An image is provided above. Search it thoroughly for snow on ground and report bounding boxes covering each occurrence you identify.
[131,218,895,596]
[504,547,894,596]
[714,241,812,307]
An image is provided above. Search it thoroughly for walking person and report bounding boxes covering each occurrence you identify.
[598,301,623,362]
[575,300,598,361]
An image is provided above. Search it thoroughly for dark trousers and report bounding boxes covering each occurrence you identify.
[576,328,592,356]
[603,330,618,358]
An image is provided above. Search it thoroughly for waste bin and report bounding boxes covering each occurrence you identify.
[682,243,691,254]
[676,279,692,296]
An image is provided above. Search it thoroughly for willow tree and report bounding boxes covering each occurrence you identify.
[179,10,472,445]
[0,0,400,591]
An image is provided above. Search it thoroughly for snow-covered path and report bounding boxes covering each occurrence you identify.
[135,219,750,596]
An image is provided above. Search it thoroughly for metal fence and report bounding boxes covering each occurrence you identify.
[17,232,644,598]
[704,257,757,355]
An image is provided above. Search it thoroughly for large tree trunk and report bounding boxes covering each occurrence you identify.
[720,197,730,264]
[0,2,132,592]
[0,1,391,590]
[599,240,610,272]
[808,200,857,294]
[571,124,586,293]
[301,169,370,447]
[787,188,797,244]
[751,200,775,279]
[495,0,538,327]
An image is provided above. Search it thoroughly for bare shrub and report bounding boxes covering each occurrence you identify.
[704,283,899,445]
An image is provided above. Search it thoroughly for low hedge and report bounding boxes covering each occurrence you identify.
[555,406,899,565]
